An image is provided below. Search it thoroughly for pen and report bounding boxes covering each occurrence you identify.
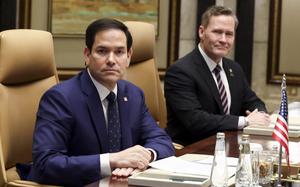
[169,176,207,183]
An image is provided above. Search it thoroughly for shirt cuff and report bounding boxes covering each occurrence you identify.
[238,116,248,129]
[100,153,111,177]
[98,177,110,187]
[147,148,157,162]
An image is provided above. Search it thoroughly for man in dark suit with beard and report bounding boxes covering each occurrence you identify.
[164,6,270,146]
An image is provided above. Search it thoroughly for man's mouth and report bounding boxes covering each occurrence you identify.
[216,46,228,50]
[103,69,119,73]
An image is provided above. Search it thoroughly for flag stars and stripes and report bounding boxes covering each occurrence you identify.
[272,75,289,166]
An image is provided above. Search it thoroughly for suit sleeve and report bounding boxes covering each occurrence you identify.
[135,90,175,159]
[164,65,238,139]
[31,89,100,186]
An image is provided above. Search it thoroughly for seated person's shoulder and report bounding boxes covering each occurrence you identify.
[118,79,143,95]
[41,77,81,105]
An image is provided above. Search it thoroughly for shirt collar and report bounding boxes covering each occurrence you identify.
[198,44,224,73]
[87,69,118,102]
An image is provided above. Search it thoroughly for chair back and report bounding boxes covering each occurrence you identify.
[124,21,167,128]
[0,29,59,183]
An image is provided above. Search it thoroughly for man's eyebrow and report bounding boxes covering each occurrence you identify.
[95,45,107,48]
[115,46,126,49]
[94,46,126,49]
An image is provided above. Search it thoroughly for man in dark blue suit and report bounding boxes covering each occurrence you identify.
[164,6,270,146]
[28,18,174,186]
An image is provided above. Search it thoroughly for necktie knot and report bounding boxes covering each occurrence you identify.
[107,92,116,103]
[213,65,222,74]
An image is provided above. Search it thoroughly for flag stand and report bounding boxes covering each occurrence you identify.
[272,74,290,187]
[275,145,283,187]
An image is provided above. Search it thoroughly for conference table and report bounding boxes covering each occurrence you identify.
[176,131,300,161]
[88,130,300,187]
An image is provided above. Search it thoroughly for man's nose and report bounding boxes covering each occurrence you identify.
[107,52,116,64]
[219,33,227,42]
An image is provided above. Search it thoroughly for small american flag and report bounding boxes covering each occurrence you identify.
[272,74,289,166]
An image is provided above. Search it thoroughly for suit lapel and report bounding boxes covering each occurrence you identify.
[223,60,236,113]
[193,49,224,113]
[81,70,109,152]
[117,81,132,149]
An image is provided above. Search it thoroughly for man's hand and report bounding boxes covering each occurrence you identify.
[109,175,129,187]
[109,145,151,172]
[245,109,270,127]
[112,168,142,177]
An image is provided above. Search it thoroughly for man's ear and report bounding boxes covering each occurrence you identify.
[126,48,133,67]
[84,47,91,66]
[198,25,204,40]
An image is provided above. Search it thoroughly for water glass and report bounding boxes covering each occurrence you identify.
[259,151,273,184]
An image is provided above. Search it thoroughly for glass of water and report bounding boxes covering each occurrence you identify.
[259,151,273,185]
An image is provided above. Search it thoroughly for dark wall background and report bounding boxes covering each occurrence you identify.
[0,0,17,31]
[235,0,255,85]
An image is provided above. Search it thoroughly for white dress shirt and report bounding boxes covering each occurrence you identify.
[198,44,247,129]
[88,69,116,177]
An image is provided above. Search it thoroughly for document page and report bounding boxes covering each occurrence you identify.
[149,156,237,178]
[196,155,238,167]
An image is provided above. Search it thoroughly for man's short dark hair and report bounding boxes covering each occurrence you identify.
[201,6,239,29]
[85,18,133,51]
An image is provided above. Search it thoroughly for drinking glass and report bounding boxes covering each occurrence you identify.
[259,151,273,184]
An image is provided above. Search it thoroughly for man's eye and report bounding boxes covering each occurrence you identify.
[214,30,223,34]
[226,32,234,37]
[97,49,107,55]
[115,50,125,55]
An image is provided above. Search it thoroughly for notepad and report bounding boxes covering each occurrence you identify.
[243,125,300,137]
[243,113,300,137]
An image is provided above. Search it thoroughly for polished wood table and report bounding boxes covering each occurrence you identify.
[176,130,300,164]
[88,131,300,186]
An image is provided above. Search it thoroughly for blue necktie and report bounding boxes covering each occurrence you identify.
[106,92,121,152]
[213,65,229,114]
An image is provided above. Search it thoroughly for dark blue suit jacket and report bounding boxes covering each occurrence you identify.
[28,70,174,186]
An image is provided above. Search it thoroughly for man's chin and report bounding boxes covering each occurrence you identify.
[214,51,229,58]
[102,72,120,78]
[105,77,120,82]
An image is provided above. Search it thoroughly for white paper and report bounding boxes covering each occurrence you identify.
[195,155,238,167]
[149,156,236,178]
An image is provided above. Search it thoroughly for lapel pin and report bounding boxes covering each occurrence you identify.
[123,97,128,102]
[229,68,234,77]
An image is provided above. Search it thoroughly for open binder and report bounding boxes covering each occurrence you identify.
[128,154,238,187]
[128,168,210,187]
